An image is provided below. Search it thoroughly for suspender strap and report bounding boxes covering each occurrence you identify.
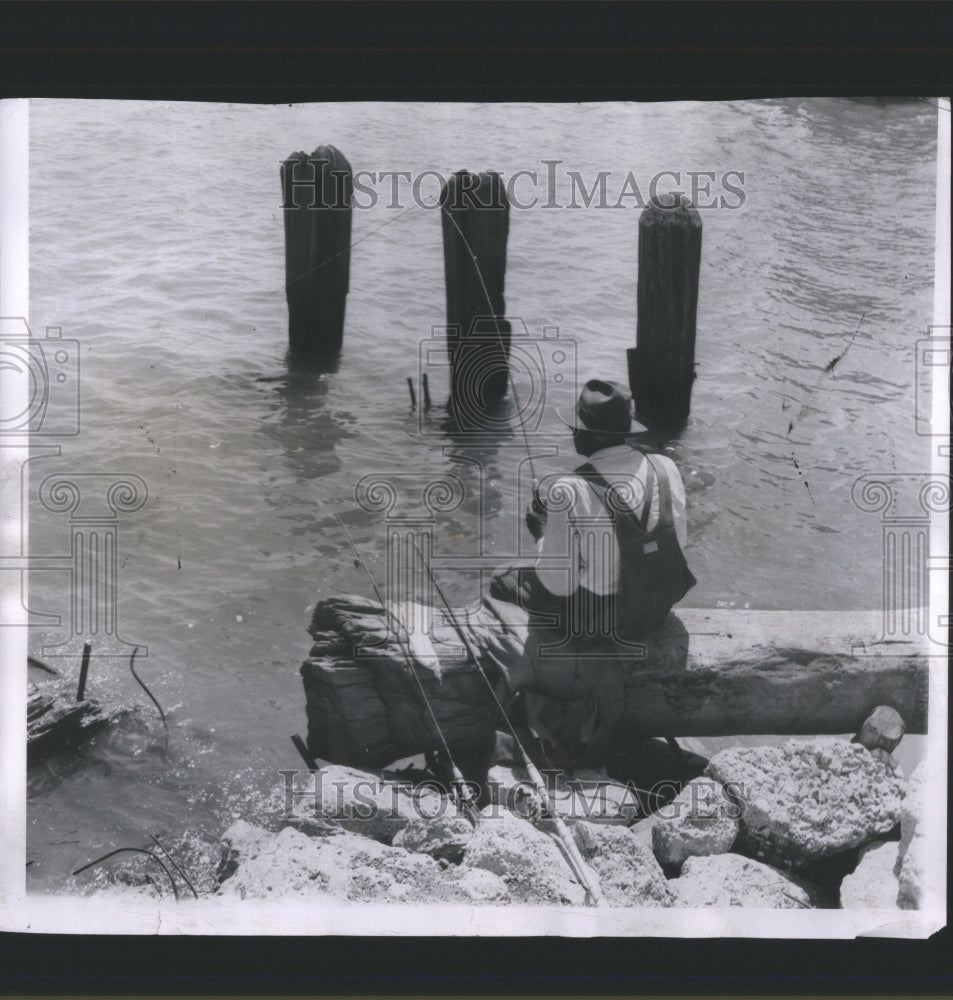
[576,452,665,532]
[644,454,675,531]
[639,459,656,531]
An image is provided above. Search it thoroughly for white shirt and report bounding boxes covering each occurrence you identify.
[535,444,688,598]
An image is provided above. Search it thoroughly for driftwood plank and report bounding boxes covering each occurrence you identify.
[27,683,122,763]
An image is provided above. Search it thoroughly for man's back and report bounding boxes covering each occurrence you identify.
[535,443,688,599]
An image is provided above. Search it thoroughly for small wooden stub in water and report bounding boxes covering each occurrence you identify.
[440,171,510,428]
[76,641,92,701]
[628,193,702,427]
[281,145,353,359]
[300,595,928,772]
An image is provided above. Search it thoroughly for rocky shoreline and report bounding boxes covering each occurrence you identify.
[214,733,922,909]
[75,710,928,910]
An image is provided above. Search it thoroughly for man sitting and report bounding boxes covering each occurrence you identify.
[494,378,693,637]
[488,378,696,764]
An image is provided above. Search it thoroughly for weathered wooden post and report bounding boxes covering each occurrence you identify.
[76,642,92,701]
[281,146,353,359]
[440,171,510,427]
[628,193,702,427]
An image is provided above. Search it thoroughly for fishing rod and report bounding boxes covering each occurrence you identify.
[410,536,604,907]
[439,200,538,488]
[330,509,480,826]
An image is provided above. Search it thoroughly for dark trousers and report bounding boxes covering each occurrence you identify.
[488,564,624,769]
[489,564,620,642]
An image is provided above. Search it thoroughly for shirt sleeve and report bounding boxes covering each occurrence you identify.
[534,475,581,597]
[658,455,689,550]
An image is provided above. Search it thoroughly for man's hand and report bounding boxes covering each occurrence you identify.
[525,485,548,541]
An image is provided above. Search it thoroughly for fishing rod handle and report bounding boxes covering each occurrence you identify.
[551,833,604,908]
[522,757,605,906]
[552,814,605,907]
[451,764,477,805]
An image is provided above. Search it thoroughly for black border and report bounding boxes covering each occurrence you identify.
[1,0,951,102]
[2,0,951,995]
[1,932,953,994]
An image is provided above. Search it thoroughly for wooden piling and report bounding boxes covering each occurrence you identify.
[628,193,702,427]
[281,146,353,359]
[440,171,510,426]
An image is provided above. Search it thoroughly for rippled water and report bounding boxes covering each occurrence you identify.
[26,98,938,890]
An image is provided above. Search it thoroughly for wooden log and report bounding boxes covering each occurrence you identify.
[628,193,702,427]
[281,146,353,359]
[300,596,929,771]
[439,171,510,427]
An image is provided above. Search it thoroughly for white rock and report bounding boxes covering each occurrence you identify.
[565,768,644,824]
[451,867,510,903]
[218,821,500,904]
[218,824,351,899]
[486,765,641,825]
[573,822,674,907]
[839,840,901,909]
[673,853,812,908]
[464,807,586,905]
[706,738,903,866]
[629,813,663,852]
[853,706,905,754]
[221,818,274,861]
[485,765,543,820]
[391,814,474,862]
[897,759,931,909]
[285,764,448,843]
[651,778,740,868]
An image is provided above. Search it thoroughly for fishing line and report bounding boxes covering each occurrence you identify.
[277,202,424,294]
[438,201,538,487]
[420,538,666,812]
[276,184,539,486]
[149,833,199,899]
[72,847,180,900]
[328,507,479,824]
[410,535,603,906]
[129,647,169,750]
